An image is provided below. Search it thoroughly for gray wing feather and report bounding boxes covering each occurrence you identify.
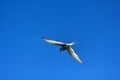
[67,47,83,63]
[42,37,65,46]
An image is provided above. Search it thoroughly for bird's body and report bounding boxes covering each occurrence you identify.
[42,37,83,63]
[60,44,70,52]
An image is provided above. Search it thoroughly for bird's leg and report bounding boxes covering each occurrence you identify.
[59,48,62,52]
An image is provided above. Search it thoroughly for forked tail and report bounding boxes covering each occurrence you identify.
[67,41,79,46]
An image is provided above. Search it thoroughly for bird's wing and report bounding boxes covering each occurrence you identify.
[67,47,83,63]
[42,37,65,46]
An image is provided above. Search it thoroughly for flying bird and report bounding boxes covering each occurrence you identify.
[42,37,83,63]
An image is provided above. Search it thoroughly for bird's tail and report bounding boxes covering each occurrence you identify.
[67,41,80,46]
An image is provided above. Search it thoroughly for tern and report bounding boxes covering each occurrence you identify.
[42,37,83,63]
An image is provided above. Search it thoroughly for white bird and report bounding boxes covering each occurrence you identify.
[42,37,83,63]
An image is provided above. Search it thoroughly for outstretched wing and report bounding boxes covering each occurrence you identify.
[67,47,83,63]
[42,37,65,46]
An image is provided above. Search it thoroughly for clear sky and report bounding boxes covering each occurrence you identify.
[0,0,120,80]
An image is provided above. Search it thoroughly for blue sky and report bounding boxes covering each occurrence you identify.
[0,0,120,80]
